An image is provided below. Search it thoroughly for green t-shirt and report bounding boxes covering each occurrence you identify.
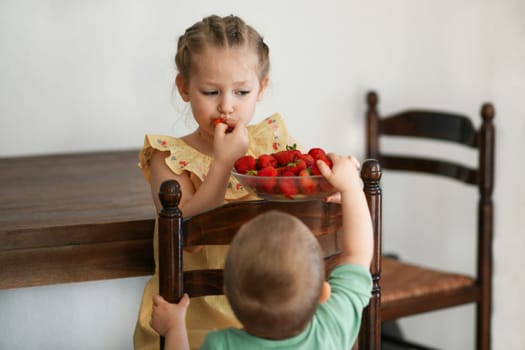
[200,263,372,349]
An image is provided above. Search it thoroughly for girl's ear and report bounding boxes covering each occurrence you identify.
[256,76,270,101]
[176,74,190,102]
[319,281,331,304]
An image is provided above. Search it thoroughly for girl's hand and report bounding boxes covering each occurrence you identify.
[213,122,249,166]
[150,294,190,337]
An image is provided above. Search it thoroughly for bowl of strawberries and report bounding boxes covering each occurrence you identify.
[232,145,336,201]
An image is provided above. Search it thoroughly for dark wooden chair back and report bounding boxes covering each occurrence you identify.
[157,159,382,349]
[365,90,494,350]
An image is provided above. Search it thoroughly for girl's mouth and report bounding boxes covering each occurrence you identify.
[213,117,233,133]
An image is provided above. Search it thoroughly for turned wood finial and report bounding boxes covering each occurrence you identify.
[159,180,182,212]
[367,91,378,109]
[481,103,495,122]
[361,158,382,182]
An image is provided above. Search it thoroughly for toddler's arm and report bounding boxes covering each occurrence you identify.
[150,294,191,350]
[318,154,374,268]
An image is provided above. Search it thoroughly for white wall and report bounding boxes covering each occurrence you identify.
[1,0,524,349]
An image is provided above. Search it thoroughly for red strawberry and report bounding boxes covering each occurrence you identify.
[257,166,278,193]
[213,117,233,133]
[310,161,322,175]
[308,148,332,170]
[275,166,286,175]
[273,144,301,166]
[318,177,335,193]
[307,147,327,159]
[284,159,307,175]
[213,117,227,126]
[278,176,298,198]
[234,155,257,174]
[297,169,315,194]
[257,154,277,169]
[311,157,333,175]
[296,153,315,168]
[258,166,278,176]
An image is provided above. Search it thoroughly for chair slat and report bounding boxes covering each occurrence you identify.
[183,200,342,246]
[380,155,477,185]
[184,269,223,297]
[380,111,477,147]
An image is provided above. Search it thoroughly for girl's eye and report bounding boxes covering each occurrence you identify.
[237,90,251,96]
[202,91,218,96]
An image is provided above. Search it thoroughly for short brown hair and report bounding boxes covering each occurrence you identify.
[175,15,270,82]
[224,211,325,339]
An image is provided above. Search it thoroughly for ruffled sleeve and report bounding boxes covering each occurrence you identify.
[138,135,212,184]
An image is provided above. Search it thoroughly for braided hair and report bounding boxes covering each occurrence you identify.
[175,15,270,82]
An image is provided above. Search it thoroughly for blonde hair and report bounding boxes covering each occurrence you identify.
[224,211,325,339]
[175,15,270,82]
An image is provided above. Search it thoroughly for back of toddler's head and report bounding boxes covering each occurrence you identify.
[224,210,324,340]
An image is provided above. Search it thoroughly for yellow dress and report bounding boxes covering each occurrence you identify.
[134,113,289,350]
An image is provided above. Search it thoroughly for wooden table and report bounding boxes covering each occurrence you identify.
[0,150,156,289]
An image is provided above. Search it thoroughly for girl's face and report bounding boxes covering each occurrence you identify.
[176,46,269,137]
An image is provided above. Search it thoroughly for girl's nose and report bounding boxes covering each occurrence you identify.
[218,95,234,114]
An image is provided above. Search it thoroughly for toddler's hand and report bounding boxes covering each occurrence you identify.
[213,122,249,166]
[150,294,190,337]
[318,154,362,195]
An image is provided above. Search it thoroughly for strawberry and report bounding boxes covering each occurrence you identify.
[278,176,298,198]
[284,159,307,175]
[281,170,296,177]
[307,147,327,159]
[308,148,332,170]
[257,166,278,193]
[213,117,233,133]
[297,169,315,194]
[318,176,335,193]
[257,154,277,169]
[234,155,257,174]
[213,117,227,126]
[310,159,322,175]
[273,144,301,166]
[296,153,315,168]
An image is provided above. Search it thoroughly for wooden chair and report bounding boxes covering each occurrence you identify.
[365,90,495,350]
[157,159,382,350]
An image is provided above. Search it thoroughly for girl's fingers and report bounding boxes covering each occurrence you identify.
[214,122,228,136]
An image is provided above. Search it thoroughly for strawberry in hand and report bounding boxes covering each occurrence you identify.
[308,147,332,173]
[213,117,233,133]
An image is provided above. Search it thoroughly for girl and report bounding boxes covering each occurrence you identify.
[134,15,295,350]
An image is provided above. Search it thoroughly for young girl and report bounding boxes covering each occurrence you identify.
[134,15,295,350]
